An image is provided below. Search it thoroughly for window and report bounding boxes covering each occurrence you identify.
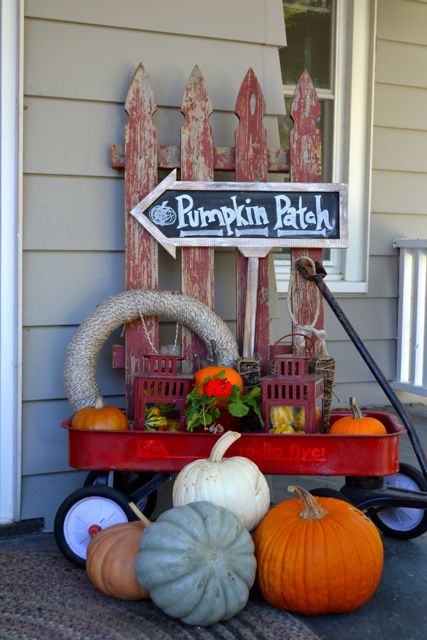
[274,0,377,294]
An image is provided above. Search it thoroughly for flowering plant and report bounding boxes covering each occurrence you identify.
[185,371,263,432]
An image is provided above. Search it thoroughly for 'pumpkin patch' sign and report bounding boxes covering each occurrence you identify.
[130,169,348,258]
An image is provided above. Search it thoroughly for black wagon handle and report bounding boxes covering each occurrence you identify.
[295,257,427,481]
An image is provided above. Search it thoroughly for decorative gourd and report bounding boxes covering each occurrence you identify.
[329,397,387,435]
[270,405,294,428]
[135,501,257,626]
[253,485,384,615]
[193,365,244,408]
[71,396,128,431]
[86,520,149,600]
[172,431,270,531]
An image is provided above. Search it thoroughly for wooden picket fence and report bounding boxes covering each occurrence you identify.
[111,63,324,418]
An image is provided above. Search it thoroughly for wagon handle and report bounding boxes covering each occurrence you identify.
[295,257,427,481]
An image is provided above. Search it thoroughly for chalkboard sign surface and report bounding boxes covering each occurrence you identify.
[131,170,348,257]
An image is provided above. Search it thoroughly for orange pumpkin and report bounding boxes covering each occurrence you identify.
[329,396,387,435]
[71,396,128,431]
[253,485,384,615]
[86,521,149,600]
[193,366,244,409]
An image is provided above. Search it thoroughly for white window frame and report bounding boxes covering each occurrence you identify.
[0,0,23,524]
[275,0,377,295]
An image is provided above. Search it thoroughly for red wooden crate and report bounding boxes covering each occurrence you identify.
[63,410,404,477]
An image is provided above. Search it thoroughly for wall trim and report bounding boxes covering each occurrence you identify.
[0,0,23,524]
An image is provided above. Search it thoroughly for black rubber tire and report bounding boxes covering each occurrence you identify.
[309,487,355,504]
[370,463,427,540]
[83,470,158,518]
[54,485,138,568]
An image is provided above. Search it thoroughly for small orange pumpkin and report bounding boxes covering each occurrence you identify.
[329,397,387,435]
[71,396,128,431]
[86,520,149,600]
[193,366,244,409]
[253,485,384,615]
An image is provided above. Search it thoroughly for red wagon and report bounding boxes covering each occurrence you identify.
[53,66,427,568]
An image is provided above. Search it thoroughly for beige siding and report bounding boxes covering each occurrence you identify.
[25,18,285,112]
[373,128,427,173]
[373,84,427,130]
[371,214,427,255]
[377,0,427,45]
[23,175,125,251]
[370,0,427,407]
[376,39,427,88]
[25,0,287,47]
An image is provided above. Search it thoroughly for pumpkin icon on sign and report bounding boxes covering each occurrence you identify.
[148,201,176,226]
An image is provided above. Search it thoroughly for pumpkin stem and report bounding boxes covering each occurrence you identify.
[288,485,328,520]
[209,430,241,462]
[128,501,151,527]
[94,396,104,409]
[349,396,363,419]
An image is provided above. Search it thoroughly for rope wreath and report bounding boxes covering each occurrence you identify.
[64,289,240,412]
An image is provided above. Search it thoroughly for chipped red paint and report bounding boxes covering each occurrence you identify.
[112,144,289,173]
[290,70,324,352]
[123,64,159,417]
[112,344,125,369]
[235,68,270,373]
[180,66,215,371]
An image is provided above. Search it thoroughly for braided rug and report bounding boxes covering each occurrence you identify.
[0,549,320,640]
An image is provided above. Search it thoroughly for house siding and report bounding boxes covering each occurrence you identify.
[20,0,427,530]
[370,0,427,403]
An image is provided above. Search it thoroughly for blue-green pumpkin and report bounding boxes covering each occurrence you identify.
[135,501,257,626]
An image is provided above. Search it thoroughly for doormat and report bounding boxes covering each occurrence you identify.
[0,549,319,640]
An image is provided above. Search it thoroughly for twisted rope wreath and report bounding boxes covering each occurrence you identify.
[64,289,240,412]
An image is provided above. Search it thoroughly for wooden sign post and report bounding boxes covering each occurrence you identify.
[131,171,348,360]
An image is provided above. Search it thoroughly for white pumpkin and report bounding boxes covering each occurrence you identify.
[172,430,270,530]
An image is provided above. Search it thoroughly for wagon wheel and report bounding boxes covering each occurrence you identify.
[54,485,138,568]
[369,462,427,540]
[84,471,158,518]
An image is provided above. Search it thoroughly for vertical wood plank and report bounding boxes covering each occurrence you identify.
[289,70,324,352]
[124,63,158,417]
[180,66,215,371]
[235,68,270,373]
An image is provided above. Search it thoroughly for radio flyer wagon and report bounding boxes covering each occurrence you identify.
[54,265,427,568]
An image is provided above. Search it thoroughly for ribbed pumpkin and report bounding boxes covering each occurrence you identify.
[329,397,387,435]
[71,396,128,431]
[193,366,244,409]
[86,520,149,600]
[253,485,384,615]
[135,501,257,626]
[172,431,270,531]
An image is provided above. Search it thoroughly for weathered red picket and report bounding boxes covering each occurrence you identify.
[180,66,215,372]
[113,64,323,414]
[235,68,270,374]
[123,64,159,418]
[289,70,324,348]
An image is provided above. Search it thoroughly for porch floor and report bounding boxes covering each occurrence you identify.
[1,402,427,640]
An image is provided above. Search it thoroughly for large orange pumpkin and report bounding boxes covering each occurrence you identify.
[193,366,244,409]
[329,396,387,435]
[71,396,128,431]
[86,521,149,600]
[253,485,384,615]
